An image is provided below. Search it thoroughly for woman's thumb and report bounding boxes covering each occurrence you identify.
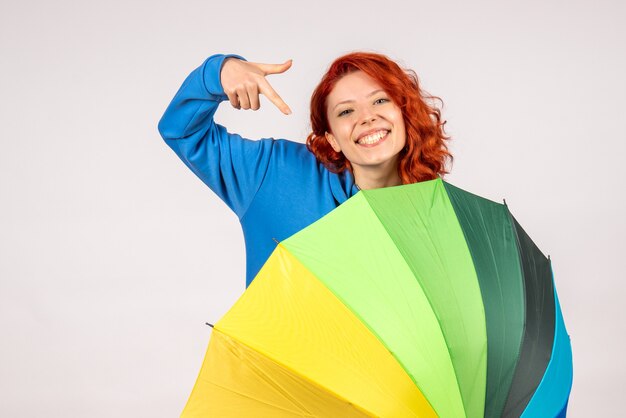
[257,59,292,75]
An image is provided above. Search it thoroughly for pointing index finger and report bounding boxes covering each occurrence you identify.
[258,78,292,115]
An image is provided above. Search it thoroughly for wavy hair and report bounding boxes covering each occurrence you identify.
[306,52,452,184]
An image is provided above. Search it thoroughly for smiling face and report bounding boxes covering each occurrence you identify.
[325,70,406,187]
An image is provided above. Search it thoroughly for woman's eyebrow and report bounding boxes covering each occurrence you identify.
[333,89,385,110]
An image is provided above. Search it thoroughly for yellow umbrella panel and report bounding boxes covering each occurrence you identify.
[182,245,436,417]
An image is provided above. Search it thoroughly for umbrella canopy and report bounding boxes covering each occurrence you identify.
[181,179,573,418]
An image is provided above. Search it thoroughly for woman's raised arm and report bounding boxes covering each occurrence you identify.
[157,54,291,218]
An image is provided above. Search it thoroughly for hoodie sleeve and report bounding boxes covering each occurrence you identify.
[157,53,275,218]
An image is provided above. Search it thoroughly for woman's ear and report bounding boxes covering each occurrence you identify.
[325,132,342,153]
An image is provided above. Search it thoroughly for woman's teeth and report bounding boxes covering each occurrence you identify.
[357,130,388,145]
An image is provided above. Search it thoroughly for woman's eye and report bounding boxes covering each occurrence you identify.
[338,109,353,117]
[374,98,389,105]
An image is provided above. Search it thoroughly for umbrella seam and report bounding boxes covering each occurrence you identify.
[500,206,529,417]
[215,315,379,417]
[278,229,440,417]
[361,183,468,418]
[445,183,517,418]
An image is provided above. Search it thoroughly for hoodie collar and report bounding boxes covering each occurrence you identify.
[329,168,360,205]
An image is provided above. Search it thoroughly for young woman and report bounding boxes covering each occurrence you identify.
[158,53,452,287]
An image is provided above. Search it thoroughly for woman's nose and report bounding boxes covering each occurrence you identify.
[360,109,377,124]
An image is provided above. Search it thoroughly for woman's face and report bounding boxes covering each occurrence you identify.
[325,71,406,178]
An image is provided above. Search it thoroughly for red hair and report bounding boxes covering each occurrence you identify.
[306,52,452,184]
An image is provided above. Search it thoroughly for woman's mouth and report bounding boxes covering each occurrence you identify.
[356,130,390,146]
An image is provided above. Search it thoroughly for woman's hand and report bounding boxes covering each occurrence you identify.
[220,58,293,115]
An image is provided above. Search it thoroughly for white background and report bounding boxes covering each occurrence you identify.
[1,0,624,416]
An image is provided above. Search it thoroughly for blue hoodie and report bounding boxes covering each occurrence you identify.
[158,54,359,287]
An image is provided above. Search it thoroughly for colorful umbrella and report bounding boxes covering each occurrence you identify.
[181,179,573,418]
